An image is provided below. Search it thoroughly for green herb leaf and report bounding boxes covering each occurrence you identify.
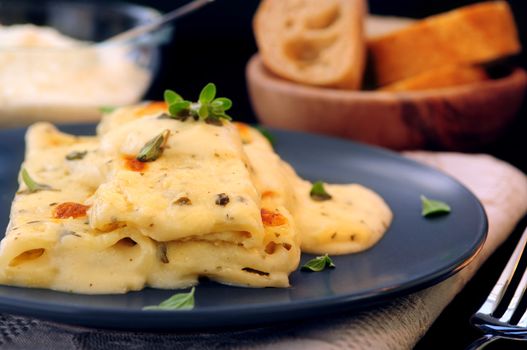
[21,168,53,193]
[255,126,275,146]
[164,90,183,104]
[198,104,209,119]
[136,130,170,162]
[301,254,336,272]
[164,83,233,125]
[65,150,87,161]
[168,101,191,116]
[199,83,216,104]
[143,287,195,311]
[215,112,232,121]
[211,97,232,111]
[310,181,332,201]
[99,106,116,114]
[421,195,451,217]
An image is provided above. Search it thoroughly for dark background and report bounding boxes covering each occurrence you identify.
[141,0,527,121]
[142,0,527,173]
[101,0,527,348]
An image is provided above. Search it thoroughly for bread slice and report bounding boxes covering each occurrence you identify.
[253,0,366,89]
[380,65,488,92]
[368,1,521,86]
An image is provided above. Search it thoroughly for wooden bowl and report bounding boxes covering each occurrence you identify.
[246,54,527,150]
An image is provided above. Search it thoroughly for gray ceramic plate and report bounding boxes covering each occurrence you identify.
[0,124,487,330]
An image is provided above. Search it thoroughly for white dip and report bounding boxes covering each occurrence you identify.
[0,24,152,125]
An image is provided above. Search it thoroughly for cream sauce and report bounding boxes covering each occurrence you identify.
[0,107,391,294]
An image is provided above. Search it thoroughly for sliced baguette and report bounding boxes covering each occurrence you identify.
[380,65,488,92]
[368,1,521,86]
[253,0,366,89]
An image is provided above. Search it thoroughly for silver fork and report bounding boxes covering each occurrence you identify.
[467,226,527,349]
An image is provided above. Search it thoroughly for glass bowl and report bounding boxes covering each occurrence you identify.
[0,1,170,127]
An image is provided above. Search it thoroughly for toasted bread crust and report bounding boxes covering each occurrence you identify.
[380,65,488,92]
[368,1,521,86]
[254,0,366,89]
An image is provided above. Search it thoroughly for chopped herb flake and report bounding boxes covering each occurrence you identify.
[99,106,116,114]
[421,195,451,217]
[301,254,336,272]
[158,243,169,264]
[143,287,195,310]
[20,168,53,193]
[215,193,230,206]
[136,130,170,162]
[65,150,87,161]
[310,181,332,201]
[174,197,192,206]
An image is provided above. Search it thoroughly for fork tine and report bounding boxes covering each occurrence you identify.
[499,260,527,323]
[477,227,527,316]
[518,304,527,327]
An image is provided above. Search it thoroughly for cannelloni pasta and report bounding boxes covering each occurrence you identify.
[0,91,392,294]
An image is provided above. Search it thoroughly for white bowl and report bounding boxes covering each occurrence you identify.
[0,1,170,127]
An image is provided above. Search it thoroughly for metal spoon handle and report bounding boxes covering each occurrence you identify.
[103,0,214,45]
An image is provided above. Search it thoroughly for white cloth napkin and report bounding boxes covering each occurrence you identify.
[1,152,526,350]
[248,152,527,350]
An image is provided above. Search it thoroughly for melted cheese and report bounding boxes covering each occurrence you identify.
[0,105,391,294]
[242,126,392,255]
[91,117,264,245]
[292,181,392,254]
[0,120,300,293]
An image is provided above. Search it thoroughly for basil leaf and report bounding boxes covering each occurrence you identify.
[421,195,451,217]
[99,106,116,114]
[310,181,332,201]
[21,168,53,193]
[136,130,170,162]
[302,254,336,272]
[255,126,275,146]
[65,150,87,161]
[199,83,216,104]
[143,287,195,310]
[164,89,183,105]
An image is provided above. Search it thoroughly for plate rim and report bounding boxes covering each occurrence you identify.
[0,124,488,330]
